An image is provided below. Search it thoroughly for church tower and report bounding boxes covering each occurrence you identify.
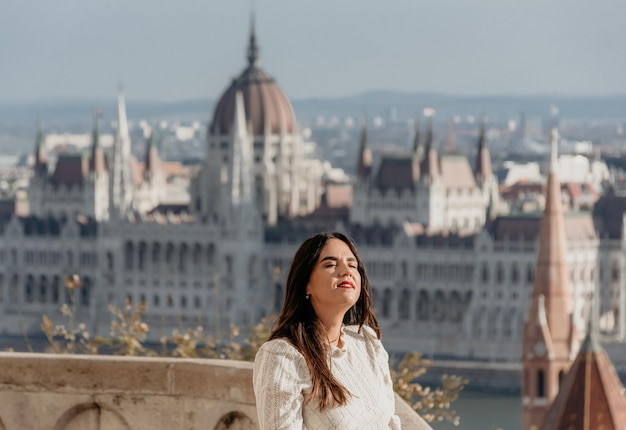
[416,114,444,230]
[522,127,579,430]
[195,15,303,226]
[474,114,500,220]
[33,119,48,178]
[109,86,134,219]
[88,111,109,221]
[349,119,373,226]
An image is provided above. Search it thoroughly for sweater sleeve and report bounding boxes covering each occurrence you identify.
[253,339,312,430]
[360,326,403,429]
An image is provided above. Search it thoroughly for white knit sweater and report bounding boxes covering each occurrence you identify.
[253,325,402,429]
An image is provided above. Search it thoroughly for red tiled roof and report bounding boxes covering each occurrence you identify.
[440,155,477,189]
[540,330,626,430]
[376,156,419,192]
[50,154,89,187]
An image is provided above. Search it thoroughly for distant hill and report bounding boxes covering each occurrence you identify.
[1,90,626,128]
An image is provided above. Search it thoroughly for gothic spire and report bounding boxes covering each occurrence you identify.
[412,116,422,159]
[230,91,253,206]
[357,116,372,179]
[475,113,492,180]
[420,112,439,179]
[89,110,106,174]
[247,12,259,68]
[110,84,134,218]
[144,124,160,181]
[522,126,578,429]
[34,118,48,177]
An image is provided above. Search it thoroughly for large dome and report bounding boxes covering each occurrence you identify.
[209,26,297,136]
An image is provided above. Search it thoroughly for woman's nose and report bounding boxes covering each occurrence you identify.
[338,261,352,276]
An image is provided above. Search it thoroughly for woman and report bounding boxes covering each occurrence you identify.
[253,232,401,429]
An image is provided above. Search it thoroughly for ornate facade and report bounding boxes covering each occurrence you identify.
[1,21,626,374]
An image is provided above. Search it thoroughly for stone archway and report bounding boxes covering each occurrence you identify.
[213,411,254,430]
[53,402,130,430]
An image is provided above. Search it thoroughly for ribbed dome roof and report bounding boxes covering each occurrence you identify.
[209,22,296,137]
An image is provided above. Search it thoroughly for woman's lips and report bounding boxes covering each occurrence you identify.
[338,281,355,289]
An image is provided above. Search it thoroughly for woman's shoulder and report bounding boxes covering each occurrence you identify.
[257,337,303,359]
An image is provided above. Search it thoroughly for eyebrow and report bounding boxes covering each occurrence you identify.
[320,256,357,263]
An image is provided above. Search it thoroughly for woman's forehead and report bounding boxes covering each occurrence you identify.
[318,238,356,259]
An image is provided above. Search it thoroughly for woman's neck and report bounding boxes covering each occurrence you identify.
[319,315,344,347]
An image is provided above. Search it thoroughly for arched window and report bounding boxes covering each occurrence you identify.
[207,243,216,266]
[193,243,202,267]
[382,288,393,319]
[537,370,545,398]
[612,262,620,282]
[151,243,161,265]
[433,290,446,322]
[25,275,34,303]
[416,290,430,321]
[124,241,134,271]
[449,291,463,323]
[481,262,489,283]
[52,276,60,304]
[401,261,408,279]
[165,243,175,269]
[511,263,519,284]
[81,277,91,306]
[38,275,47,303]
[527,264,534,284]
[138,242,147,271]
[179,243,188,273]
[398,289,410,320]
[496,262,504,284]
[225,255,233,275]
[107,252,114,271]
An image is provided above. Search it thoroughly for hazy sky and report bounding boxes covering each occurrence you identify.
[1,1,625,103]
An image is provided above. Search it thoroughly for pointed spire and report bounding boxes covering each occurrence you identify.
[144,124,160,181]
[412,116,422,159]
[549,127,559,174]
[420,111,439,179]
[110,84,134,218]
[446,119,456,154]
[522,124,577,429]
[230,91,252,205]
[89,110,106,174]
[34,118,48,177]
[357,116,372,179]
[247,12,259,68]
[475,113,492,180]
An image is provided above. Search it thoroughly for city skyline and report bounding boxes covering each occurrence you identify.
[2,0,626,104]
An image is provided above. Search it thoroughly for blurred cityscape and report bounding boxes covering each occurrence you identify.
[2,13,626,430]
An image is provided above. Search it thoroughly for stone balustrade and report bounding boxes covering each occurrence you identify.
[0,352,431,429]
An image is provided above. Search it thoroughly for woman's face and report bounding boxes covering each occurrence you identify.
[306,238,362,317]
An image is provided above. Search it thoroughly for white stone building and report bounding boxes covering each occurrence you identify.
[1,21,626,368]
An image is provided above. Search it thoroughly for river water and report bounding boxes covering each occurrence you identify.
[430,390,521,430]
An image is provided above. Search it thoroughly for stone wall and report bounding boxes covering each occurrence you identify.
[0,352,431,429]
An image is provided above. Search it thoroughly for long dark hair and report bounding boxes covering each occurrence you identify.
[269,231,380,410]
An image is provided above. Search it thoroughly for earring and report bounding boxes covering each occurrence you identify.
[305,293,310,300]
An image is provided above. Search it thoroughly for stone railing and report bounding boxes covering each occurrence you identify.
[0,352,431,429]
